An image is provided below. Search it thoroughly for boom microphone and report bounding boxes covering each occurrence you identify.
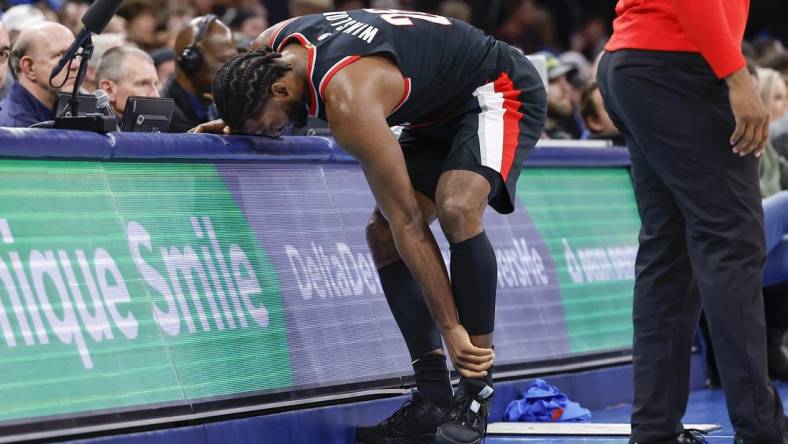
[81,0,125,34]
[93,89,115,117]
[93,89,120,131]
[50,0,125,81]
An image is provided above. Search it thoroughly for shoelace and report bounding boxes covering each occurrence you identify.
[681,429,709,444]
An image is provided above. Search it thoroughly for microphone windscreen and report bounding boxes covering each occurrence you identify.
[93,88,110,107]
[81,0,125,34]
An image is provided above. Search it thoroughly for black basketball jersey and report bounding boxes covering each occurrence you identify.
[268,9,510,127]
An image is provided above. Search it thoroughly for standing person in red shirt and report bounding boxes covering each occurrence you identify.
[597,1,787,443]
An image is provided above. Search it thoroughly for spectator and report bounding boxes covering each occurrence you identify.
[193,0,216,16]
[559,50,591,119]
[117,0,159,51]
[82,33,125,93]
[774,115,788,159]
[587,50,604,89]
[539,52,583,139]
[104,15,128,37]
[0,24,10,101]
[335,0,367,10]
[758,67,788,200]
[569,15,608,61]
[161,15,237,133]
[237,0,269,17]
[36,0,61,23]
[58,0,88,35]
[753,37,784,64]
[579,81,624,145]
[163,4,196,49]
[764,54,788,157]
[95,46,159,118]
[742,40,757,61]
[559,50,590,87]
[290,0,334,17]
[530,7,559,53]
[495,0,541,53]
[227,8,268,49]
[439,0,472,22]
[1,4,45,45]
[370,0,402,8]
[761,53,788,155]
[761,52,788,81]
[759,67,787,124]
[496,0,559,54]
[751,67,788,380]
[0,22,77,127]
[150,47,176,86]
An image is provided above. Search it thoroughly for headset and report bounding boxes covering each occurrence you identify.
[177,14,217,75]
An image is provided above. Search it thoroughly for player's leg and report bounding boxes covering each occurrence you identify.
[431,159,499,444]
[357,129,454,444]
[435,169,495,356]
[356,197,450,444]
[435,46,546,444]
[368,197,452,408]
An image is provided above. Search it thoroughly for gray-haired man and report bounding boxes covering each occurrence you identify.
[96,46,160,117]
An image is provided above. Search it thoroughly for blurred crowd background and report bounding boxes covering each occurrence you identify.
[0,0,785,139]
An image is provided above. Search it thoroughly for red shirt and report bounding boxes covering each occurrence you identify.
[605,0,749,79]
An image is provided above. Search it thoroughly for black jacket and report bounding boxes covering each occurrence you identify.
[160,78,213,133]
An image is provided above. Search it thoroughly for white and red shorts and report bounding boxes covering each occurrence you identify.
[398,48,546,214]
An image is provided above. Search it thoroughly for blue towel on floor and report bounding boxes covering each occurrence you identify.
[504,379,591,422]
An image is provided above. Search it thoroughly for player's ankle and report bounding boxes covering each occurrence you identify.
[413,352,453,407]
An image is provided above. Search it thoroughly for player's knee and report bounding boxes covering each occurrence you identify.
[437,195,484,241]
[366,211,400,267]
[366,211,392,249]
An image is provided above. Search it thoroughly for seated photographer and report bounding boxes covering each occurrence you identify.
[0,22,76,127]
[95,46,160,118]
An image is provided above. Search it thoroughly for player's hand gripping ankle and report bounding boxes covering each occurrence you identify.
[442,324,494,379]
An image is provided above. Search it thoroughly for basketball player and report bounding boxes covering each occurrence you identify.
[194,9,546,443]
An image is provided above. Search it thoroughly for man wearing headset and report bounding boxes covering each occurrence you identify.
[161,15,238,133]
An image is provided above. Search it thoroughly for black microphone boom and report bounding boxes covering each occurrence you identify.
[49,0,124,81]
[81,0,124,34]
[49,30,90,81]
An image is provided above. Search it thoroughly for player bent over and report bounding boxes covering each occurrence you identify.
[196,9,546,444]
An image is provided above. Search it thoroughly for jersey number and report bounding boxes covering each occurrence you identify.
[364,8,451,26]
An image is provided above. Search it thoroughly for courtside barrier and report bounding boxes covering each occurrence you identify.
[0,128,637,441]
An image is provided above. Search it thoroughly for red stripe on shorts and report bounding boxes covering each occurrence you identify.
[492,72,523,182]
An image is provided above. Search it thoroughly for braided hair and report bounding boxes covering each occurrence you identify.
[212,47,293,131]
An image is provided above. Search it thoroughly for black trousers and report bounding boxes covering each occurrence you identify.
[597,49,786,444]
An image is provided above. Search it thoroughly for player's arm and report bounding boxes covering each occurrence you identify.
[324,57,493,377]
